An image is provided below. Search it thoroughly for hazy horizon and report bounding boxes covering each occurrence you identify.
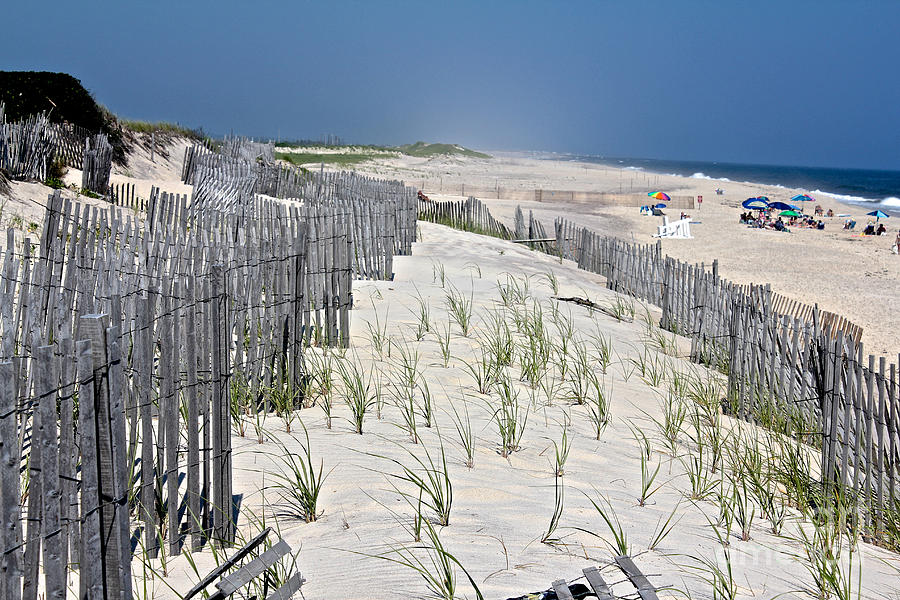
[4,1,899,171]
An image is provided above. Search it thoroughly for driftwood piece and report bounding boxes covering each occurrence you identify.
[552,295,635,323]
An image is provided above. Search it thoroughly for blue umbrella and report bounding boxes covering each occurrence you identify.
[742,198,768,210]
[792,194,814,202]
[867,209,889,221]
[768,201,794,211]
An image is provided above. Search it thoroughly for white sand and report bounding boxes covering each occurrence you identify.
[138,222,898,600]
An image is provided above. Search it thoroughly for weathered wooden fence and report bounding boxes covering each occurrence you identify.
[0,104,57,181]
[0,139,417,595]
[108,181,144,210]
[417,195,513,239]
[49,122,92,169]
[0,103,96,180]
[82,132,114,193]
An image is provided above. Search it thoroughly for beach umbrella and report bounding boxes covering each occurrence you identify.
[779,210,801,217]
[756,196,770,202]
[648,191,670,201]
[654,203,667,209]
[792,194,814,202]
[769,201,794,211]
[742,198,768,210]
[867,209,889,221]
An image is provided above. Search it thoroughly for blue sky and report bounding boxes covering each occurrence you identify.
[4,1,899,169]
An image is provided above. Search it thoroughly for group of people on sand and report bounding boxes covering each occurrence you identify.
[814,205,835,218]
[740,211,824,232]
[861,222,887,236]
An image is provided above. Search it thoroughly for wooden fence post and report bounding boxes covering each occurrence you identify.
[210,265,234,544]
[0,360,21,600]
[80,314,128,600]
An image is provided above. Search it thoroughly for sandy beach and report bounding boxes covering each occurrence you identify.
[353,152,900,356]
[1,138,898,598]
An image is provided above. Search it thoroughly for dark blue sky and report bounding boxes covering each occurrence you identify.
[4,1,899,170]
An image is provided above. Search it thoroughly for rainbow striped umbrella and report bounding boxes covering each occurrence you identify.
[648,191,670,201]
[792,194,814,202]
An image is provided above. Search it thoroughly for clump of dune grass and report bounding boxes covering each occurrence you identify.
[584,372,612,440]
[336,356,375,434]
[497,273,531,307]
[490,376,529,458]
[358,520,484,600]
[575,490,630,555]
[445,284,474,336]
[269,423,330,522]
[366,302,392,358]
[463,346,500,395]
[588,327,613,374]
[541,476,565,545]
[542,270,559,295]
[607,296,635,322]
[550,413,572,477]
[266,377,301,433]
[447,398,476,469]
[395,341,422,389]
[375,439,453,526]
[306,350,336,428]
[435,321,453,367]
[392,379,419,444]
[479,309,515,367]
[411,288,431,341]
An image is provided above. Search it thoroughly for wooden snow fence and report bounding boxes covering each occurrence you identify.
[417,195,514,239]
[108,181,144,211]
[0,104,57,181]
[183,137,416,281]
[49,121,92,169]
[82,132,114,194]
[0,103,96,179]
[0,166,412,595]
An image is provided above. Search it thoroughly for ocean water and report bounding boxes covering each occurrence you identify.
[557,155,900,216]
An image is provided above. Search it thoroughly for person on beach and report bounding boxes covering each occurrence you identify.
[877,223,887,236]
[894,230,900,254]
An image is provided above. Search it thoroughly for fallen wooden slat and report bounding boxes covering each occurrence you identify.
[551,579,576,600]
[615,555,659,600]
[583,566,614,600]
[182,528,271,600]
[266,572,306,600]
[215,539,292,595]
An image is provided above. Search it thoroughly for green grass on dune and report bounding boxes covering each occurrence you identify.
[121,119,204,139]
[397,141,491,159]
[275,151,388,167]
[275,140,491,161]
